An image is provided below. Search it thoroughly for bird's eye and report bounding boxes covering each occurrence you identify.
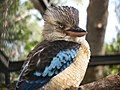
[59,24,64,29]
[56,21,65,29]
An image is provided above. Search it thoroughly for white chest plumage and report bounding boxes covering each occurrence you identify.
[40,40,90,90]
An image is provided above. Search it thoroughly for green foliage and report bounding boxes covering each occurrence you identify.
[104,65,120,76]
[104,1,120,76]
[105,33,120,75]
[0,0,42,61]
[0,0,43,88]
[105,33,120,55]
[24,0,34,10]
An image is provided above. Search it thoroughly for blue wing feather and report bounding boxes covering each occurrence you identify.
[33,48,78,77]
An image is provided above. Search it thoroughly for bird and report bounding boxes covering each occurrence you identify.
[16,6,90,90]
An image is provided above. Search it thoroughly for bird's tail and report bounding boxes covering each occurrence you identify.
[16,81,37,90]
[15,79,50,90]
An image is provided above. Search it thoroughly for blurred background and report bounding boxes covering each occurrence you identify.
[0,0,120,89]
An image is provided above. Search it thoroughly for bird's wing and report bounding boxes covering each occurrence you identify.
[16,40,80,90]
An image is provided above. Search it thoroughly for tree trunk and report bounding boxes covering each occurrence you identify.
[82,0,109,84]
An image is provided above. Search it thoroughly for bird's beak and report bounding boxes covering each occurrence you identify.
[65,27,87,37]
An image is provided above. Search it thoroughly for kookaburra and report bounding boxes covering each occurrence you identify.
[16,6,90,90]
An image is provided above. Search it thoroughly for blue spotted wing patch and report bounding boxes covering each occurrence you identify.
[33,48,78,77]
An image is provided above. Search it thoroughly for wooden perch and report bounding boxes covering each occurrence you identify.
[66,72,120,90]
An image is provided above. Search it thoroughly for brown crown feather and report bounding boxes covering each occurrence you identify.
[44,6,79,27]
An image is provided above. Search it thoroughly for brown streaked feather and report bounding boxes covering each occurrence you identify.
[44,6,79,27]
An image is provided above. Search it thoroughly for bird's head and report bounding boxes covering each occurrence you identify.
[43,6,87,43]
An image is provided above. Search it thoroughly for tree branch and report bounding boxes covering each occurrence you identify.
[30,0,49,16]
[66,72,120,90]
